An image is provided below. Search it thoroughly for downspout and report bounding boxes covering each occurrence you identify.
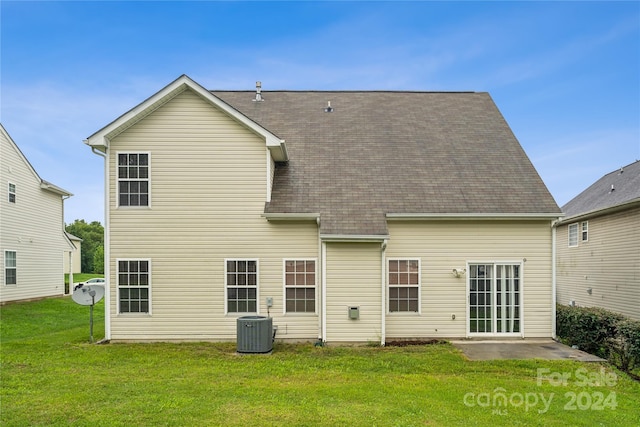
[316,217,323,343]
[551,218,559,340]
[62,195,73,295]
[90,145,110,340]
[380,239,387,346]
[321,240,327,343]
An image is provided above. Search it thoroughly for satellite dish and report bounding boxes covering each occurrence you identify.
[72,284,105,306]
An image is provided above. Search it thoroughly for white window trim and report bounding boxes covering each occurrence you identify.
[224,258,259,315]
[8,182,16,204]
[386,257,421,315]
[568,223,578,247]
[116,151,151,209]
[4,250,17,286]
[581,221,588,242]
[116,258,152,316]
[466,260,524,338]
[282,258,318,315]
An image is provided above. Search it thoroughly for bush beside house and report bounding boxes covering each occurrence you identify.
[557,304,640,376]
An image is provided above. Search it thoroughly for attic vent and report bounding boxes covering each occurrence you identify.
[619,167,624,174]
[253,81,263,102]
[324,101,333,113]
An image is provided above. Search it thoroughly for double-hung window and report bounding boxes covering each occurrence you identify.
[284,260,316,313]
[226,260,258,313]
[388,259,420,312]
[5,251,16,285]
[118,153,149,207]
[117,260,150,313]
[568,223,578,247]
[581,221,588,242]
[8,183,16,203]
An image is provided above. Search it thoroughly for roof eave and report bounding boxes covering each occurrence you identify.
[40,180,72,197]
[557,198,640,225]
[386,213,563,221]
[85,75,288,161]
[262,212,320,222]
[320,234,390,243]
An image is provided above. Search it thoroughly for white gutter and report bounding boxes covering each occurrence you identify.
[386,213,563,221]
[320,234,389,242]
[556,198,640,225]
[262,213,321,221]
[89,144,110,340]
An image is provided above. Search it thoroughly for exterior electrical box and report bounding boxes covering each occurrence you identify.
[348,306,359,320]
[237,316,273,353]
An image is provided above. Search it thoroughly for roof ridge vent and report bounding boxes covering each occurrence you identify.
[324,101,333,113]
[253,81,263,102]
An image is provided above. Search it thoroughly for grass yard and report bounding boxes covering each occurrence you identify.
[1,298,639,426]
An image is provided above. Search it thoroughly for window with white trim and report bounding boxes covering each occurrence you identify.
[581,221,588,242]
[118,153,149,207]
[5,251,16,285]
[284,260,316,313]
[568,223,578,247]
[388,259,420,312]
[226,260,257,313]
[8,183,16,203]
[117,260,150,313]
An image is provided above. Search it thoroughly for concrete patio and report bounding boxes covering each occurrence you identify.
[451,339,606,362]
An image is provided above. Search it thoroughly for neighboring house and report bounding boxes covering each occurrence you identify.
[85,75,561,343]
[556,160,640,320]
[64,232,82,283]
[1,124,75,303]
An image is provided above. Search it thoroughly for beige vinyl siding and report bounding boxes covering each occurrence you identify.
[557,207,640,320]
[1,130,67,302]
[385,220,554,339]
[107,89,319,340]
[324,242,382,342]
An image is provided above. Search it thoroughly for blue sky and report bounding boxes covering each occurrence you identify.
[1,1,639,224]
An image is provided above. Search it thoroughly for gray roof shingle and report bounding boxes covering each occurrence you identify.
[213,90,561,235]
[562,160,640,218]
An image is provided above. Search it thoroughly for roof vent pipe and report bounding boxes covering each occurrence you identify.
[324,101,333,113]
[253,81,263,102]
[610,184,615,193]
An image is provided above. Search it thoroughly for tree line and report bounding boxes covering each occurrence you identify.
[66,220,104,274]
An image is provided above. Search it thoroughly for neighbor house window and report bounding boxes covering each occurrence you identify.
[5,251,16,285]
[118,153,149,207]
[388,259,420,312]
[568,223,578,247]
[581,221,588,242]
[117,260,150,313]
[8,183,16,203]
[226,260,258,313]
[284,259,316,313]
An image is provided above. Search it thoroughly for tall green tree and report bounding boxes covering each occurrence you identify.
[66,220,104,274]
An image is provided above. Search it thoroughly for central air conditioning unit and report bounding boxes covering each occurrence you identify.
[236,316,274,353]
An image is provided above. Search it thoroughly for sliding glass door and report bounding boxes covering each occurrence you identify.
[468,263,521,335]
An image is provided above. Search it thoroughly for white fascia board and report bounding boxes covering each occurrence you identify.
[262,213,320,221]
[320,234,390,242]
[84,75,288,161]
[40,180,73,197]
[386,213,563,221]
[555,198,640,225]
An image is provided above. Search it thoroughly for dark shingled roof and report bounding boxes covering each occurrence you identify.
[562,160,640,218]
[213,90,560,235]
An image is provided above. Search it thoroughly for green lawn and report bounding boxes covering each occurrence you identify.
[1,298,638,426]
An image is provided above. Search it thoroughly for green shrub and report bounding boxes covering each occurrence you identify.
[557,304,640,374]
[609,319,640,372]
